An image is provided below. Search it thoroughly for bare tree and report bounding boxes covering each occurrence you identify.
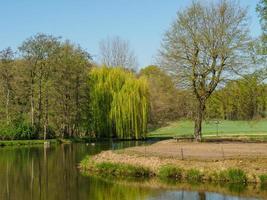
[160,0,250,141]
[99,36,138,70]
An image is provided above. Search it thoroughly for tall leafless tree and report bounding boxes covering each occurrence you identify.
[160,0,250,141]
[99,36,138,70]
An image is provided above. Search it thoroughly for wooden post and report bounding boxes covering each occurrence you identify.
[221,146,225,160]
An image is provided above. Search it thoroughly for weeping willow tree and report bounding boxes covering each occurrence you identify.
[89,66,149,139]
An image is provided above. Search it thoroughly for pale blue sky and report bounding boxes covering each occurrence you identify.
[0,0,262,68]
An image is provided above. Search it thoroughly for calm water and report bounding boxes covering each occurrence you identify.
[0,142,265,200]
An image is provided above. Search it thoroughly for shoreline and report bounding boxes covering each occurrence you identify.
[1,133,267,147]
[80,140,267,185]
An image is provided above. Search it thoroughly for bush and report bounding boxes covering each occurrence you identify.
[80,156,91,169]
[227,168,247,183]
[121,164,151,177]
[259,174,267,185]
[0,121,35,140]
[0,124,17,140]
[213,170,229,182]
[158,165,182,180]
[186,169,203,182]
[14,122,34,140]
[95,162,152,178]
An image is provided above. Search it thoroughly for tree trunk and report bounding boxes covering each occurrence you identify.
[30,70,35,128]
[6,89,10,125]
[194,101,205,142]
[37,73,42,129]
[43,89,48,140]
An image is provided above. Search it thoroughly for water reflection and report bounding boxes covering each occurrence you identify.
[148,191,261,200]
[0,142,264,200]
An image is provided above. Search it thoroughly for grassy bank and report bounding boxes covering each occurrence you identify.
[80,156,267,185]
[0,139,59,147]
[148,120,267,139]
[0,137,94,147]
[80,140,267,186]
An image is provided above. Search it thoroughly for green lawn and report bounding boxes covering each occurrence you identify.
[148,120,267,138]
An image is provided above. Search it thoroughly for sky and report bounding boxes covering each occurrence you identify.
[0,0,262,68]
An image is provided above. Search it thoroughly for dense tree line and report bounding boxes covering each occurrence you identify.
[206,75,267,120]
[140,65,194,125]
[0,34,91,140]
[0,35,148,140]
[140,66,267,125]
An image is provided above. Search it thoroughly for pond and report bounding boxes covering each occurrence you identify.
[0,142,265,200]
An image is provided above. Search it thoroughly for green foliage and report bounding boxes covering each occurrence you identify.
[89,67,149,139]
[226,169,247,183]
[206,75,267,120]
[158,165,182,180]
[0,139,58,147]
[259,174,267,185]
[256,0,267,54]
[186,169,203,182]
[0,122,33,140]
[140,65,193,125]
[0,34,92,140]
[94,162,151,178]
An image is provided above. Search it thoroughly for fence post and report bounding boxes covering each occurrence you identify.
[221,146,225,160]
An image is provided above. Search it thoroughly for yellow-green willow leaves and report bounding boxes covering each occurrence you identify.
[89,67,149,139]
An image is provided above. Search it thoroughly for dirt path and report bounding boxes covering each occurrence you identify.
[124,140,267,160]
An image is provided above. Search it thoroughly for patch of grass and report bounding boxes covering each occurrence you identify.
[158,165,183,180]
[217,171,229,182]
[259,174,267,185]
[226,168,247,183]
[148,120,267,139]
[80,155,91,169]
[88,161,153,178]
[186,169,203,182]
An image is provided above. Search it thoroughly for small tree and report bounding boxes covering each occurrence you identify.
[160,0,250,141]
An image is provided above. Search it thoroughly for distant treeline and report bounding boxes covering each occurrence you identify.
[141,66,267,125]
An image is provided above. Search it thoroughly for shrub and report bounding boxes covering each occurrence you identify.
[14,122,34,140]
[0,121,35,140]
[158,165,182,180]
[94,162,152,177]
[186,169,203,182]
[227,168,247,183]
[80,156,91,169]
[121,165,151,177]
[0,124,17,140]
[259,174,267,185]
[215,170,228,182]
[96,162,118,174]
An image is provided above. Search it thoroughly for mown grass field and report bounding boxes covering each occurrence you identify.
[148,120,267,138]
